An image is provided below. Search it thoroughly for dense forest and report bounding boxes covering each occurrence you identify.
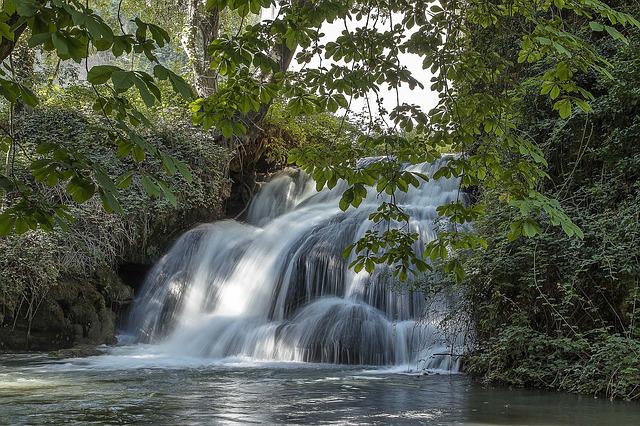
[0,0,638,408]
[461,4,640,399]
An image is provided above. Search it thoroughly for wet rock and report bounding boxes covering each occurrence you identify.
[49,344,106,359]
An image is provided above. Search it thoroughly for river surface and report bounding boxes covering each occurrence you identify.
[1,347,639,425]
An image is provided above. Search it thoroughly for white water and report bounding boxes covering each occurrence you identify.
[127,157,467,370]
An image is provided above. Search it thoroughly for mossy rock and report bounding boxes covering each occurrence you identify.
[1,102,231,352]
[1,271,131,351]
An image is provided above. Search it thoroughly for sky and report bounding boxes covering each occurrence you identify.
[262,7,438,119]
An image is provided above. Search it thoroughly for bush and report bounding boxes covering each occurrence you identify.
[261,101,359,169]
[0,87,230,345]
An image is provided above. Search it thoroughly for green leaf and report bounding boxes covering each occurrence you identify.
[158,180,177,207]
[574,98,592,113]
[148,23,170,48]
[141,175,161,198]
[27,32,51,47]
[508,221,522,241]
[111,70,136,93]
[522,220,540,237]
[116,171,134,189]
[168,71,194,99]
[338,196,349,211]
[342,243,354,259]
[0,212,15,235]
[285,29,297,50]
[339,188,354,211]
[134,18,147,42]
[175,160,193,183]
[220,121,234,138]
[94,168,118,194]
[453,261,465,283]
[132,144,145,163]
[51,32,70,57]
[18,86,38,107]
[153,64,169,80]
[116,139,132,158]
[589,21,604,32]
[112,36,131,57]
[0,22,14,41]
[87,65,120,84]
[14,216,30,234]
[605,25,628,44]
[553,99,572,119]
[160,153,177,176]
[67,177,96,204]
[99,188,123,214]
[15,0,37,17]
[553,42,572,57]
[0,174,13,192]
[133,77,156,106]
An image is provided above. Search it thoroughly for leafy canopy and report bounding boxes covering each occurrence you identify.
[1,0,638,283]
[199,0,640,280]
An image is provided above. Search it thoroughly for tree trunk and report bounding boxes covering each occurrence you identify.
[196,1,304,215]
[225,40,298,215]
[181,0,219,98]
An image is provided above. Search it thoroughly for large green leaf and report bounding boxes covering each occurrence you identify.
[87,65,121,84]
[111,70,136,93]
[67,177,96,204]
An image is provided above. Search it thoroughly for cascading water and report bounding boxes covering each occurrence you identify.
[127,157,466,371]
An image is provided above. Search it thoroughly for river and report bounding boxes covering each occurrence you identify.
[1,347,639,425]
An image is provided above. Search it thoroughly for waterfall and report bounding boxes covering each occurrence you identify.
[128,157,467,370]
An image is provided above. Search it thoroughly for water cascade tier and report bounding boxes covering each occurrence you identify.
[128,157,465,370]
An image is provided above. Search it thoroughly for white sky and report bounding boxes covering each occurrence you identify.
[262,7,438,119]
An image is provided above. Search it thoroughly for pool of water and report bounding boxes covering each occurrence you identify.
[1,347,639,425]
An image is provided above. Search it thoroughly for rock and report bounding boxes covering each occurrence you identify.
[49,344,106,359]
[0,269,134,352]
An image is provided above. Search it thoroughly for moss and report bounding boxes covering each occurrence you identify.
[260,101,358,170]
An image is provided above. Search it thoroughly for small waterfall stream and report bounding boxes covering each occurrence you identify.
[128,157,466,370]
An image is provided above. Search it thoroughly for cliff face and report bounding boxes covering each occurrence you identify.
[0,206,233,352]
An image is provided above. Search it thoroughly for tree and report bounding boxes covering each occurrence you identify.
[1,0,638,285]
[192,0,302,206]
[197,0,640,280]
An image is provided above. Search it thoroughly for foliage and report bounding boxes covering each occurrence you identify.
[197,0,640,280]
[0,91,229,329]
[0,231,59,325]
[0,0,196,235]
[466,326,640,400]
[261,101,359,168]
[1,1,637,285]
[460,15,640,399]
